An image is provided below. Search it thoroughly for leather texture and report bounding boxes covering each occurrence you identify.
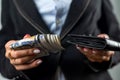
[67,34,120,51]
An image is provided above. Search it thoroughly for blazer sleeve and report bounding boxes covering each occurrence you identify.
[86,0,120,72]
[99,0,120,66]
[0,0,22,79]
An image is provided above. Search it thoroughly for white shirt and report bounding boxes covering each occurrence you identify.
[33,0,72,35]
[33,0,72,80]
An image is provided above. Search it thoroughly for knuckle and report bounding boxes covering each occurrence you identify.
[4,42,9,49]
[26,49,34,55]
[17,59,24,64]
[14,52,19,58]
[5,53,8,58]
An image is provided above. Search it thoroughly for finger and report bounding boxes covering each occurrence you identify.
[5,50,12,59]
[92,49,104,56]
[87,57,96,62]
[76,45,94,55]
[10,49,40,59]
[76,45,82,51]
[5,40,16,59]
[23,34,31,39]
[86,50,104,61]
[5,40,16,49]
[10,55,36,65]
[14,59,42,71]
[101,56,111,61]
[87,54,104,63]
[76,46,85,54]
[97,34,109,39]
[82,48,95,57]
[91,49,111,56]
[101,51,114,61]
[78,47,92,54]
[7,50,15,59]
[76,40,113,62]
[104,51,115,56]
[88,52,111,62]
[81,48,101,59]
[87,55,104,62]
[94,50,115,58]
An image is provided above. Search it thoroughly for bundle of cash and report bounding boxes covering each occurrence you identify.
[10,34,64,57]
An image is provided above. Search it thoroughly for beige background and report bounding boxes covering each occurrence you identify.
[0,0,120,80]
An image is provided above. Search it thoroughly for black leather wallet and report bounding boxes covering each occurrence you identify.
[67,34,120,51]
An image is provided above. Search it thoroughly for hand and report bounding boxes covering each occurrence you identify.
[5,34,42,70]
[76,34,115,63]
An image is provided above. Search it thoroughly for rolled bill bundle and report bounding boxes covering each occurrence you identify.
[10,34,64,57]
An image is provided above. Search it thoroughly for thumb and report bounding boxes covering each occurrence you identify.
[23,34,31,39]
[97,34,109,39]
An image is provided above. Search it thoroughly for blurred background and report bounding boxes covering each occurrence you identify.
[108,0,120,80]
[0,0,120,80]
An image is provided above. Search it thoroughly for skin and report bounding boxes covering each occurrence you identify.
[5,34,114,71]
[76,34,115,62]
[5,34,42,70]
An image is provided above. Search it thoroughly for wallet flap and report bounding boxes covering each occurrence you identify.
[67,34,106,49]
[67,34,120,51]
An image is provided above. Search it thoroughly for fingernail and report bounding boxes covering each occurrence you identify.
[36,60,42,64]
[24,34,31,38]
[33,49,40,54]
[76,46,80,50]
[92,50,96,53]
[83,48,88,52]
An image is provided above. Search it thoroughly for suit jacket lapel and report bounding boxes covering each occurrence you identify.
[13,0,50,34]
[13,0,91,39]
[60,0,91,39]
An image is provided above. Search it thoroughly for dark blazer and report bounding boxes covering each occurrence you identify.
[0,0,120,80]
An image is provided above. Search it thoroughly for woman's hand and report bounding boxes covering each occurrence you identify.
[76,34,115,63]
[5,34,42,70]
